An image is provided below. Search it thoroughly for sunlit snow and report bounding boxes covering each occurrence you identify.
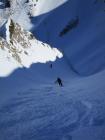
[29,0,68,16]
[0,19,63,77]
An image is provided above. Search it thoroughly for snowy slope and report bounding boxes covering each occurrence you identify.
[0,0,105,140]
[0,18,62,77]
[29,0,68,16]
[33,0,105,75]
[0,64,105,140]
[0,0,67,30]
[0,0,32,30]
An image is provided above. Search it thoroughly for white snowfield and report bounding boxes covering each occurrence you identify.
[29,0,68,16]
[0,19,62,77]
[0,0,105,140]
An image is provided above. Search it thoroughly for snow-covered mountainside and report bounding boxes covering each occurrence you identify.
[32,0,105,75]
[0,0,32,29]
[0,18,62,77]
[0,1,105,140]
[0,0,67,30]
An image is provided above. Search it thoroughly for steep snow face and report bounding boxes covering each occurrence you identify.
[0,0,67,30]
[0,1,105,140]
[29,0,68,17]
[0,19,62,77]
[33,0,105,75]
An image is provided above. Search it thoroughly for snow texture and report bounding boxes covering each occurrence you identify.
[0,0,105,140]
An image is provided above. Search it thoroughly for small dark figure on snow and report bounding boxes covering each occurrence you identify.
[50,64,52,68]
[55,77,63,87]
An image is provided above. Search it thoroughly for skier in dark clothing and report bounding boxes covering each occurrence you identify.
[55,77,63,87]
[50,64,52,68]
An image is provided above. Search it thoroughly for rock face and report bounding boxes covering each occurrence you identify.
[0,19,63,77]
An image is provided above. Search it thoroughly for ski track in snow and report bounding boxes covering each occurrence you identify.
[0,85,105,140]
